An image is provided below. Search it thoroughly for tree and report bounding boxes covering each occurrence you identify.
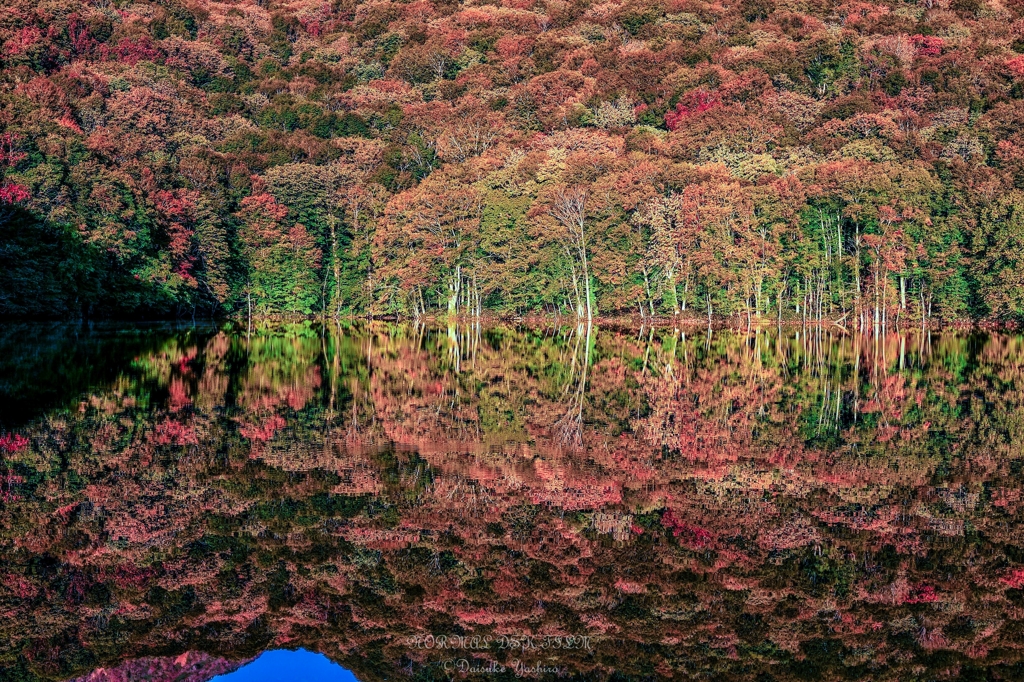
[972,191,1024,320]
[0,132,29,218]
[263,161,385,316]
[236,193,321,315]
[373,170,482,316]
[534,185,593,321]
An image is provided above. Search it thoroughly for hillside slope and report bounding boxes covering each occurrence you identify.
[2,0,1024,321]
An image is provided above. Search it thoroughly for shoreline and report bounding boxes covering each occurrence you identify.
[1,313,1019,332]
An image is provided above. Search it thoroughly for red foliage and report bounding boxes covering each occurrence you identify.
[153,419,199,446]
[168,378,192,412]
[240,414,287,442]
[661,508,713,547]
[664,90,720,131]
[0,470,23,503]
[910,35,943,57]
[154,190,197,223]
[65,14,94,55]
[904,584,939,604]
[54,503,78,521]
[0,182,30,204]
[56,113,83,134]
[239,193,289,224]
[0,433,29,453]
[1008,55,1024,79]
[299,18,323,38]
[4,574,34,600]
[614,578,646,594]
[103,563,157,589]
[154,189,200,280]
[98,37,160,66]
[2,27,41,58]
[177,350,197,374]
[1002,569,1024,589]
[0,133,27,168]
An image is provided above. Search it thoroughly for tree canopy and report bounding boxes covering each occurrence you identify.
[2,0,1024,322]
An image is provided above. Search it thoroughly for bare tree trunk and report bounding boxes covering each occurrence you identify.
[855,224,862,331]
[643,267,655,317]
[549,187,593,323]
[447,264,461,316]
[330,214,342,319]
[666,267,680,315]
[777,283,784,327]
[580,234,593,323]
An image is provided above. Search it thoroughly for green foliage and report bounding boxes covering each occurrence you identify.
[311,113,369,139]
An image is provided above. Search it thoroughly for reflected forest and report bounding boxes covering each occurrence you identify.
[2,322,1024,680]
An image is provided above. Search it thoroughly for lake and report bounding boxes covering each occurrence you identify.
[1,321,1022,680]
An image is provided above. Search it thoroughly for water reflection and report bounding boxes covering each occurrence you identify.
[1,322,1024,680]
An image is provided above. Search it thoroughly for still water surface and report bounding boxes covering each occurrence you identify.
[1,321,1023,680]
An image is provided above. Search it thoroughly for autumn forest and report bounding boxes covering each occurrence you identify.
[13,0,1024,678]
[3,0,1024,323]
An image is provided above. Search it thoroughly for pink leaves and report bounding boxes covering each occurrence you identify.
[664,90,720,131]
[153,419,199,446]
[1008,55,1024,79]
[0,133,29,205]
[56,113,83,134]
[177,349,197,375]
[154,189,198,223]
[1002,569,1024,589]
[155,189,200,280]
[0,133,26,168]
[0,433,28,453]
[4,574,34,599]
[495,35,534,60]
[300,18,323,38]
[910,34,943,58]
[0,430,27,499]
[2,26,41,58]
[661,508,713,548]
[97,37,161,66]
[0,470,23,503]
[54,503,78,521]
[108,563,157,590]
[287,224,322,268]
[67,14,94,55]
[240,193,290,225]
[903,584,939,604]
[240,414,287,442]
[168,378,192,412]
[614,578,647,594]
